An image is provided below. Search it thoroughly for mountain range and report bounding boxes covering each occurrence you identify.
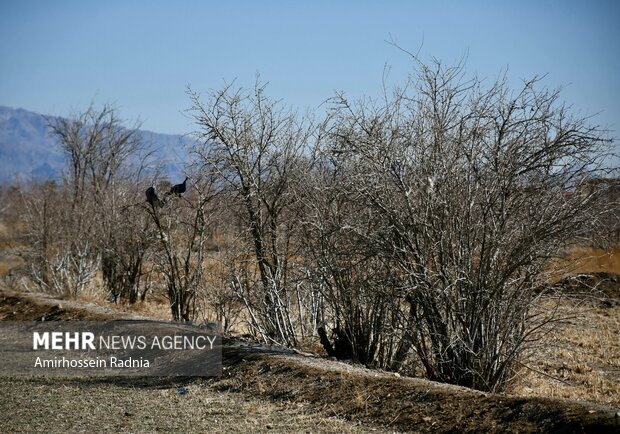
[0,105,190,183]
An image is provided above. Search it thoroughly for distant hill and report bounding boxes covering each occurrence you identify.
[0,105,190,183]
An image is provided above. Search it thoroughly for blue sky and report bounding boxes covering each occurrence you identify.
[1,0,619,138]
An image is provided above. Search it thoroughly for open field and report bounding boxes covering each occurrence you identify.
[0,287,618,433]
[0,376,375,434]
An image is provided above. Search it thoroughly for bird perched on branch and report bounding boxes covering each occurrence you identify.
[167,177,188,197]
[145,186,164,208]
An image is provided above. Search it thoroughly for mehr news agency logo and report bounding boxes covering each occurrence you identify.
[31,327,219,371]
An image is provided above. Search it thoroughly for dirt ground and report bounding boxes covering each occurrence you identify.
[1,288,619,433]
[0,376,380,434]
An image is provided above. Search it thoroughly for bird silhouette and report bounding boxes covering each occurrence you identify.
[145,186,164,208]
[167,177,188,197]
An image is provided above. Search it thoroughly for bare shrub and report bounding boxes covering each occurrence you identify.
[26,104,155,301]
[100,193,153,304]
[299,153,407,367]
[145,173,217,322]
[188,80,313,345]
[321,57,613,391]
[30,242,98,296]
[199,248,246,333]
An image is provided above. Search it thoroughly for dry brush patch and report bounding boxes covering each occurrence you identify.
[514,298,620,408]
[510,254,620,408]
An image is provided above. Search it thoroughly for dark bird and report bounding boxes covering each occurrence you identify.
[145,186,164,208]
[167,177,188,196]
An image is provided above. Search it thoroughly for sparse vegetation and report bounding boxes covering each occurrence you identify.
[0,376,376,434]
[1,55,618,400]
[188,80,315,345]
[0,287,618,433]
[308,57,614,392]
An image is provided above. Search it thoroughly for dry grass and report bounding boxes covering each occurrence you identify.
[553,247,620,277]
[0,226,24,277]
[0,377,377,434]
[509,246,620,408]
[514,299,620,408]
